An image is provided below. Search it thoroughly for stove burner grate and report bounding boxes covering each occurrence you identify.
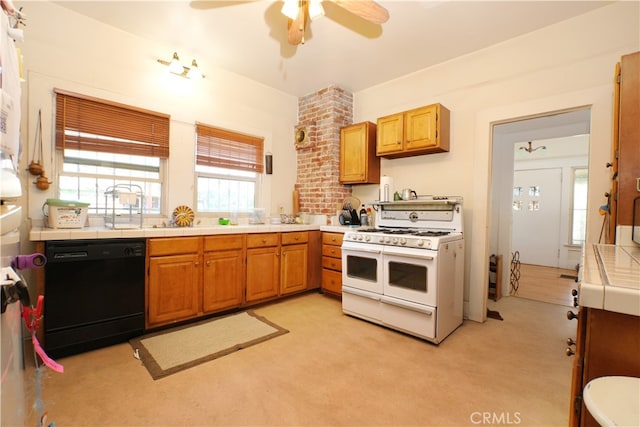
[413,231,451,237]
[356,228,451,237]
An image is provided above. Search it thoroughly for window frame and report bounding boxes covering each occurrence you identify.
[54,89,170,217]
[194,122,265,216]
[568,166,588,247]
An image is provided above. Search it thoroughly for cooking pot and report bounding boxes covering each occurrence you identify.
[401,188,417,200]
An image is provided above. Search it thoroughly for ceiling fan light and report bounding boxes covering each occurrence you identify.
[168,52,184,75]
[187,60,203,80]
[309,0,324,20]
[281,0,299,19]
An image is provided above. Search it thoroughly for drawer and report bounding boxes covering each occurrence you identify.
[204,234,245,251]
[281,231,308,245]
[322,256,342,272]
[322,232,344,246]
[322,268,342,294]
[247,233,279,248]
[148,237,201,256]
[322,244,342,258]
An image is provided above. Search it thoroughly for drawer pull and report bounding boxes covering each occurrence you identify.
[566,310,578,320]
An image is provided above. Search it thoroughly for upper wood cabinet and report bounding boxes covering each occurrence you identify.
[376,103,450,159]
[339,121,380,184]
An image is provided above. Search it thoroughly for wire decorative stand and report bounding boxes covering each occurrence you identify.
[104,184,144,229]
[510,250,521,295]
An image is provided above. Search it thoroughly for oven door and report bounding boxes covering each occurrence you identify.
[382,245,437,306]
[341,241,383,294]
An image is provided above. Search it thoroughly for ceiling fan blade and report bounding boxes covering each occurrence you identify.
[287,2,307,45]
[330,0,389,24]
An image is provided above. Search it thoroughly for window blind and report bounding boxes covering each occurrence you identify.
[54,89,170,158]
[196,123,264,173]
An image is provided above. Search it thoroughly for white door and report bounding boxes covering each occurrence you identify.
[511,168,562,267]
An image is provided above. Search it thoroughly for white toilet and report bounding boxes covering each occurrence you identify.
[583,376,640,427]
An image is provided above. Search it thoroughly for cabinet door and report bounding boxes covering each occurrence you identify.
[405,104,438,150]
[147,253,200,327]
[246,246,280,302]
[376,113,403,155]
[340,122,380,184]
[322,268,342,295]
[202,249,244,313]
[281,243,308,295]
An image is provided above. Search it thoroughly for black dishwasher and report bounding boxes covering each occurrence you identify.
[44,238,145,358]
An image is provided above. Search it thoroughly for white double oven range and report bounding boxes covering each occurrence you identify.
[341,196,464,344]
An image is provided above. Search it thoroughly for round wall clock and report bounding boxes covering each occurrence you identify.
[295,127,308,147]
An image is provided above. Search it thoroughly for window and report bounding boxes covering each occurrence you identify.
[570,168,588,245]
[54,89,169,215]
[195,123,264,214]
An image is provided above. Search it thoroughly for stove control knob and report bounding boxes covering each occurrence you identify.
[426,241,432,248]
[417,240,424,247]
[399,238,407,245]
[364,235,371,242]
[391,237,398,244]
[379,236,386,244]
[384,237,391,244]
[357,235,363,241]
[348,233,357,240]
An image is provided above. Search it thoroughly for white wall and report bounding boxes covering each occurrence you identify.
[18,1,299,226]
[350,2,640,321]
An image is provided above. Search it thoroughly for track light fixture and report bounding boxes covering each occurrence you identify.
[157,52,204,80]
[520,141,546,153]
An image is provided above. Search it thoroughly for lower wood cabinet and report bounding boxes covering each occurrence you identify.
[147,237,202,328]
[321,232,344,295]
[246,233,281,303]
[569,307,640,426]
[202,235,245,313]
[280,231,308,295]
[146,230,321,329]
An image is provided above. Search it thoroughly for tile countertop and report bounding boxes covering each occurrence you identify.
[580,244,640,316]
[30,224,360,241]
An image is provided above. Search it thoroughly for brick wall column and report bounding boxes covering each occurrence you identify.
[296,85,353,215]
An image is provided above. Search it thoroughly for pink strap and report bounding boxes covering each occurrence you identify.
[32,335,64,373]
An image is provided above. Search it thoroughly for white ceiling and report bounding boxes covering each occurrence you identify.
[52,0,613,97]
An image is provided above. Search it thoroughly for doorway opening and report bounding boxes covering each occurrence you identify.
[489,108,590,306]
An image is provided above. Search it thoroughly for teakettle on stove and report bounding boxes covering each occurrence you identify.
[401,188,417,200]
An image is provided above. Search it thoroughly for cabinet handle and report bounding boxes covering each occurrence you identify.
[567,338,576,346]
[206,260,211,266]
[295,236,299,240]
[566,310,578,320]
[565,347,575,357]
[262,239,267,244]
[194,261,199,267]
[331,237,337,242]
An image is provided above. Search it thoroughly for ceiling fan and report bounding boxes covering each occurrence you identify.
[192,1,389,46]
[283,0,389,45]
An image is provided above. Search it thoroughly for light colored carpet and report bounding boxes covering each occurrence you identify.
[31,292,575,426]
[130,311,288,379]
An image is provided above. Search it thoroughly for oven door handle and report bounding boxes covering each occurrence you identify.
[384,251,434,261]
[344,247,382,255]
[381,296,433,316]
[342,287,381,301]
